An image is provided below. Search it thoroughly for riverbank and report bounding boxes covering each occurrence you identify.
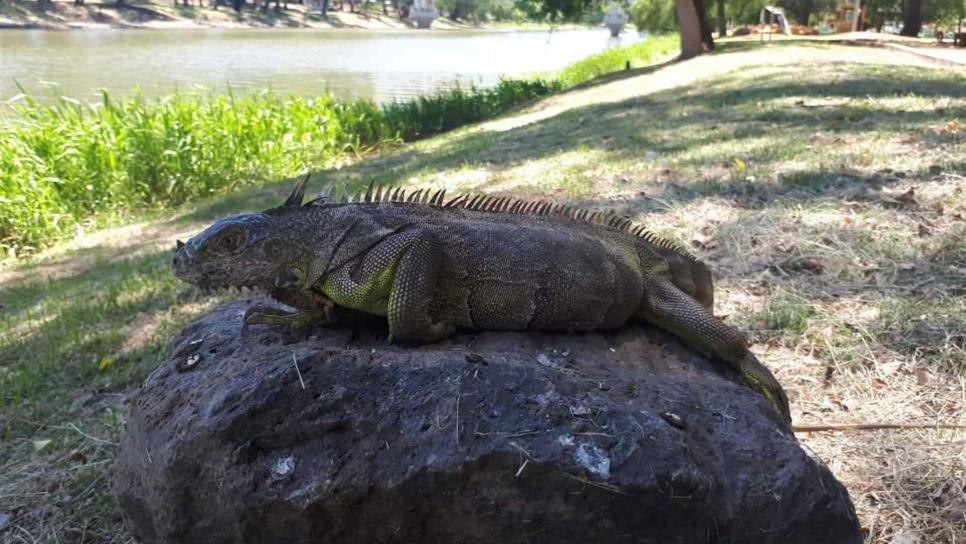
[0,35,677,255]
[0,0,588,30]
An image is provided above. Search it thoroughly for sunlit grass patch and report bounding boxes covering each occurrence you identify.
[557,34,678,87]
[750,292,817,336]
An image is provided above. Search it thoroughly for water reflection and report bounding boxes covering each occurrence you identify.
[0,28,642,104]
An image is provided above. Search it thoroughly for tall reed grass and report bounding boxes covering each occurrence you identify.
[0,79,556,255]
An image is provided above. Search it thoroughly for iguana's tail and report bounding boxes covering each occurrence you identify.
[633,243,791,425]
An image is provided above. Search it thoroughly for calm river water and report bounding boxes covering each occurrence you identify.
[0,28,639,103]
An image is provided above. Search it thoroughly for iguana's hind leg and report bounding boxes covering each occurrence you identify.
[638,273,791,424]
[655,247,714,311]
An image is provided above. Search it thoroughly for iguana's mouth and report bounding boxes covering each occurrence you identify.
[171,244,260,293]
[195,284,266,295]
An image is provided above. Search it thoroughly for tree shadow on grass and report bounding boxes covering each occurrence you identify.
[0,246,203,423]
[295,65,963,201]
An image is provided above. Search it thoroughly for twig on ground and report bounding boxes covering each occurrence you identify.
[561,472,630,495]
[66,423,117,447]
[291,353,305,390]
[793,423,966,433]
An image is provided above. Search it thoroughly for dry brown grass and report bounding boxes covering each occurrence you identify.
[1,41,964,542]
[365,42,966,542]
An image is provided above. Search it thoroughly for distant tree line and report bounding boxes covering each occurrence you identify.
[14,0,962,60]
[626,0,963,39]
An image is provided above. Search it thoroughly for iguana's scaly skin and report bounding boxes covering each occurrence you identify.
[172,178,791,423]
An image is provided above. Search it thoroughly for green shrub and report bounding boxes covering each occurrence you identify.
[382,78,561,140]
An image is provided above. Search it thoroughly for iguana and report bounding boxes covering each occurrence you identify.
[172,177,791,424]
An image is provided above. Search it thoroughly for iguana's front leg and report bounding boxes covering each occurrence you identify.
[322,229,455,343]
[243,306,324,328]
[639,275,791,425]
[384,231,455,343]
[243,286,370,329]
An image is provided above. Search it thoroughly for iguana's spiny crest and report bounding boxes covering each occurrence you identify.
[174,175,698,293]
[309,179,697,263]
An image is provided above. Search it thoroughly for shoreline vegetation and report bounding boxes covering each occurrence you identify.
[0,34,678,257]
[0,0,595,30]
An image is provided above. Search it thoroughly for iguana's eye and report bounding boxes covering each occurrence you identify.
[218,232,243,252]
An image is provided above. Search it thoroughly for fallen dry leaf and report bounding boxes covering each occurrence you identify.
[936,119,963,134]
[895,187,917,204]
[798,257,825,274]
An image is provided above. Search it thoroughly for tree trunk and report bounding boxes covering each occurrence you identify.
[233,0,244,11]
[693,0,714,50]
[900,0,922,36]
[795,0,812,25]
[347,0,354,12]
[382,0,387,14]
[715,0,725,37]
[674,0,705,59]
[321,0,328,14]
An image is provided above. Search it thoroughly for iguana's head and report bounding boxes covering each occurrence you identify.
[172,177,313,291]
[172,212,292,290]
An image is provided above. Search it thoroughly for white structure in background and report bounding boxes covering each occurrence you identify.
[603,4,626,37]
[410,0,440,29]
[760,5,791,35]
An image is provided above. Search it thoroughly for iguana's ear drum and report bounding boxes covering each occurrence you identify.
[283,174,311,208]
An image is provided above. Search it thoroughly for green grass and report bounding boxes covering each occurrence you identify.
[752,292,817,335]
[557,34,678,87]
[0,34,684,257]
[0,78,557,257]
[3,42,965,543]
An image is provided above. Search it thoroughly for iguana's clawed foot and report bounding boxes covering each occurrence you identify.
[243,306,325,330]
[388,320,456,344]
[737,353,791,425]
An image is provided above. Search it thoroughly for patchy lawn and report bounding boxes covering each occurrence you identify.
[1,41,964,542]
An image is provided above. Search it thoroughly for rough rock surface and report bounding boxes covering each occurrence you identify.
[115,298,861,544]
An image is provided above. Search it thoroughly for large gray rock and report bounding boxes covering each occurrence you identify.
[114,298,861,544]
